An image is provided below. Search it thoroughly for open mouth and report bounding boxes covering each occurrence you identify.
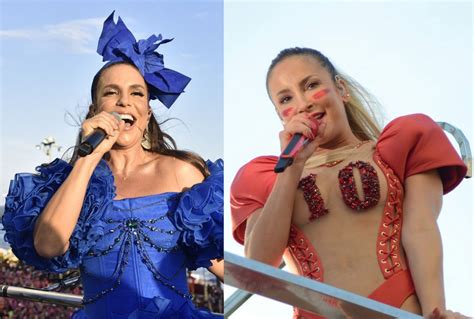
[118,114,136,127]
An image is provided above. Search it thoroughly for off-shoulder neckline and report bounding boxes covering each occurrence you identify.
[50,157,222,203]
[91,159,186,201]
[113,191,180,202]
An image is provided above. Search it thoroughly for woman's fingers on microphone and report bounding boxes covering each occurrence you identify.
[102,112,121,129]
[97,112,120,132]
[83,116,115,137]
[116,120,126,134]
[286,122,314,139]
[107,120,126,139]
[97,120,116,137]
[285,115,318,139]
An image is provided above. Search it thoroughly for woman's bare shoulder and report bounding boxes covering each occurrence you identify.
[154,154,204,190]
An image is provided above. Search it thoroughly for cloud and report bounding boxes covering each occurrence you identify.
[0,17,105,54]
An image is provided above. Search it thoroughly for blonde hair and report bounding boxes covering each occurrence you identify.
[266,48,383,141]
[336,72,382,141]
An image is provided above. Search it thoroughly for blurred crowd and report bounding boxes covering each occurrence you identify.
[0,248,80,318]
[0,248,223,318]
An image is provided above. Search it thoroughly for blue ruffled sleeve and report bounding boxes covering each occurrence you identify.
[2,159,115,273]
[172,159,224,270]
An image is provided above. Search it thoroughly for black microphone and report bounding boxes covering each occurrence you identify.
[274,133,309,173]
[274,120,320,173]
[77,112,121,157]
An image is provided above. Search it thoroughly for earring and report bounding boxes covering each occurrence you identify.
[141,128,151,150]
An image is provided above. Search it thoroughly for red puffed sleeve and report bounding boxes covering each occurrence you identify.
[376,113,467,194]
[230,156,278,245]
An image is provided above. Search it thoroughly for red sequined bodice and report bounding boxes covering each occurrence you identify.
[288,150,405,282]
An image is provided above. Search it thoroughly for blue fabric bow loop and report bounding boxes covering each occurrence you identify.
[97,11,191,108]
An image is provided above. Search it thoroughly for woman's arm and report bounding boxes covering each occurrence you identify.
[244,114,320,267]
[34,154,103,258]
[402,169,445,315]
[208,259,223,282]
[244,161,304,267]
[34,112,123,258]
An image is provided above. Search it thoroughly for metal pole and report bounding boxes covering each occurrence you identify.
[224,261,284,317]
[224,289,252,318]
[224,251,422,319]
[1,285,83,307]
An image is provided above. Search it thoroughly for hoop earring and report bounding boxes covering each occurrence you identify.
[141,127,151,150]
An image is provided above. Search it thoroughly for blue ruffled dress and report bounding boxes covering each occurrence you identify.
[2,158,223,319]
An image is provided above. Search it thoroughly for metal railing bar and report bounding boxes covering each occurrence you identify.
[1,284,83,307]
[224,251,422,319]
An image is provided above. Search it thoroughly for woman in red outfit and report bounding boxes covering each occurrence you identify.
[230,48,469,319]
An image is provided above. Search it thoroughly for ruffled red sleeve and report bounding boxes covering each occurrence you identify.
[230,156,278,245]
[376,113,467,194]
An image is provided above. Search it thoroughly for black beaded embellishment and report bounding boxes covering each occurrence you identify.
[81,213,190,305]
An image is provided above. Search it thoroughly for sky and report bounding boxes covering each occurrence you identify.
[0,0,223,196]
[224,1,473,318]
[0,0,473,318]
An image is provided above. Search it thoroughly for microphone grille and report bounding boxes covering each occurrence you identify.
[111,112,122,121]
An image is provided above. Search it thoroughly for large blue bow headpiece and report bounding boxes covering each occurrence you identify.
[96,11,191,108]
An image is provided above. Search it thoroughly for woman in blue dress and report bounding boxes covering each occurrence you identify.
[2,12,223,319]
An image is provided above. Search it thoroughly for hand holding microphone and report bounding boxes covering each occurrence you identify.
[275,114,320,173]
[78,111,124,157]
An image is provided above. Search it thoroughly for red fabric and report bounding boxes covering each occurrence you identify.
[293,269,415,318]
[368,269,415,307]
[230,113,467,316]
[376,113,467,194]
[231,113,467,243]
[230,156,278,244]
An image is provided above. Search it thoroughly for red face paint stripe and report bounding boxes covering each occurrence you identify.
[282,107,294,117]
[312,88,330,100]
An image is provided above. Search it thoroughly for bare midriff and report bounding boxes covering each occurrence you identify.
[283,142,422,317]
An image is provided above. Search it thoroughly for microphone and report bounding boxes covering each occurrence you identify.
[274,120,319,173]
[77,112,121,157]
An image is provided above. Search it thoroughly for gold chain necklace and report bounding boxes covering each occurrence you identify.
[304,140,372,170]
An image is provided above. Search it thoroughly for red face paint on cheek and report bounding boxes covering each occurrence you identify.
[281,107,294,118]
[312,88,330,100]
